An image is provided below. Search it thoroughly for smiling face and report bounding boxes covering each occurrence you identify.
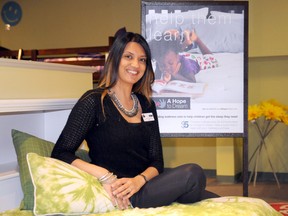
[117,42,147,87]
[1,2,22,26]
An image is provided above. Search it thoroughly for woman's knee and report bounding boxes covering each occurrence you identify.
[180,163,206,186]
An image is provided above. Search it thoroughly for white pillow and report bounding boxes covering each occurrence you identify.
[145,8,244,53]
[210,11,244,20]
[145,7,209,42]
[193,18,244,53]
[27,153,115,216]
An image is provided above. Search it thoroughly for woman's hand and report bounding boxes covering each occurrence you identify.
[102,183,120,208]
[111,176,146,209]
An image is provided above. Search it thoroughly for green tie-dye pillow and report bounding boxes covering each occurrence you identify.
[26,153,115,216]
[11,129,91,210]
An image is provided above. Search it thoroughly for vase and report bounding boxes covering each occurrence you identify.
[248,118,281,188]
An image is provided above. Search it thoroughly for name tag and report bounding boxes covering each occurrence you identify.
[142,112,155,122]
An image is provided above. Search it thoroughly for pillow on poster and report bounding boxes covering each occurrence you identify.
[145,7,209,42]
[190,11,244,53]
[146,9,244,53]
[191,17,244,53]
[210,11,244,20]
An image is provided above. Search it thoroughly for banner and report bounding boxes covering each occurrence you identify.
[141,1,248,137]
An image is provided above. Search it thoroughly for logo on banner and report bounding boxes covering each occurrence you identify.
[153,97,190,110]
[181,121,189,128]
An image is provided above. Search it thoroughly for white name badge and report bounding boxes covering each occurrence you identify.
[142,112,155,122]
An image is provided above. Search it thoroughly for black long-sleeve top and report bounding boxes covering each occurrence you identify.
[51,89,164,178]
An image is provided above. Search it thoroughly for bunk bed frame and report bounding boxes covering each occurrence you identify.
[0,36,114,82]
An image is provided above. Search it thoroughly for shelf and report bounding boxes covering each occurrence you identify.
[0,98,77,114]
[0,55,91,210]
[0,98,77,182]
[0,58,95,73]
[0,162,19,181]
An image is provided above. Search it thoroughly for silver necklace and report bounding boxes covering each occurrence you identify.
[108,90,139,117]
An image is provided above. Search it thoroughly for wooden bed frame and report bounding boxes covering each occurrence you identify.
[0,36,114,82]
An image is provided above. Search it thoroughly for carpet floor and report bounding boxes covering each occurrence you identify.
[206,178,288,203]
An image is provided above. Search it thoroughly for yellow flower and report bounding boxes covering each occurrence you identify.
[267,99,288,111]
[248,99,288,124]
[248,104,262,121]
[281,113,288,125]
[260,101,284,121]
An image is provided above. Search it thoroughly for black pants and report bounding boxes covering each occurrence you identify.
[130,163,219,208]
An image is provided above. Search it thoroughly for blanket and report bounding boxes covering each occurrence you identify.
[0,196,282,216]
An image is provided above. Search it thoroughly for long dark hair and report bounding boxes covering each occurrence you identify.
[97,32,155,104]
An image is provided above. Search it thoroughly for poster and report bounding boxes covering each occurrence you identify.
[141,1,248,137]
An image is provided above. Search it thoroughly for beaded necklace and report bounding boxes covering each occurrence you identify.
[108,90,139,117]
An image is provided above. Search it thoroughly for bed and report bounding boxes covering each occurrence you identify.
[0,36,114,82]
[0,130,281,216]
[0,198,281,216]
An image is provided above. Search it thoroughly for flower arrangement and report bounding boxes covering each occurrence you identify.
[248,99,288,187]
[248,99,288,124]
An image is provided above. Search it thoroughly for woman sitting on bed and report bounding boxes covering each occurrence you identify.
[51,31,218,210]
[150,29,218,83]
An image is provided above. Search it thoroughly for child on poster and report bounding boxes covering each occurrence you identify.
[150,29,218,83]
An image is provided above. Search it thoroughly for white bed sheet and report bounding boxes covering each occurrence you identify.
[193,52,244,103]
